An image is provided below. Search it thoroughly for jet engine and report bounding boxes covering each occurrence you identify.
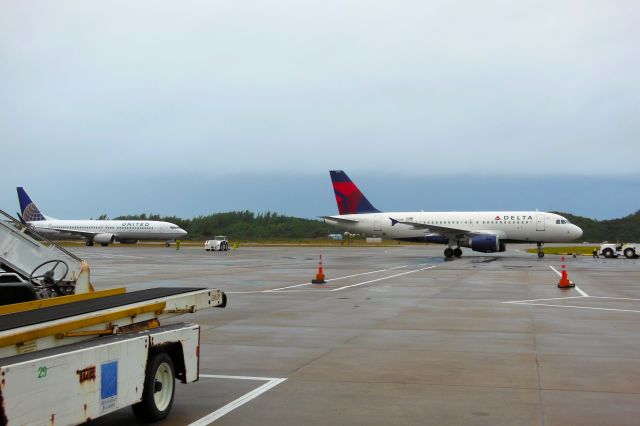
[93,233,115,244]
[468,235,506,253]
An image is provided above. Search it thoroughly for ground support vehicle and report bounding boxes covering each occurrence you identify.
[205,236,229,251]
[599,243,640,259]
[0,210,227,424]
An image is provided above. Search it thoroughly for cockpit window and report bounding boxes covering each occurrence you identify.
[170,225,179,229]
[556,219,569,225]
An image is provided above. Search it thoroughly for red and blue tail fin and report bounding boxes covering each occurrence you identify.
[329,170,380,215]
[16,187,46,222]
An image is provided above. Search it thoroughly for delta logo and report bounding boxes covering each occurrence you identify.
[495,215,534,221]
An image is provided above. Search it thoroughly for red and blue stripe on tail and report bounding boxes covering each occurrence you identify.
[330,170,380,215]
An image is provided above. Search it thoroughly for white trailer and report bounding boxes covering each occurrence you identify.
[1,323,200,424]
[0,210,228,425]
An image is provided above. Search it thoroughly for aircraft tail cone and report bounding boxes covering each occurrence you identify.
[557,256,575,288]
[312,254,326,284]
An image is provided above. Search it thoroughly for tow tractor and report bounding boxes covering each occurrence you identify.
[0,210,227,425]
[599,242,640,259]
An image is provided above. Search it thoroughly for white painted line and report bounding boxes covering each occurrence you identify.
[511,302,640,314]
[587,296,640,302]
[266,264,411,292]
[330,265,437,291]
[549,265,562,277]
[189,375,287,425]
[504,295,589,304]
[574,286,589,297]
[228,263,433,294]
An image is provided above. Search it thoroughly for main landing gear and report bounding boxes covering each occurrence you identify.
[537,242,544,258]
[444,246,463,259]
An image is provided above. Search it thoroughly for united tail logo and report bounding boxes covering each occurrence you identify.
[17,187,46,222]
[329,171,380,215]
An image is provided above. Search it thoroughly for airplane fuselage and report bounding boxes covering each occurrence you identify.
[29,219,187,242]
[325,211,582,244]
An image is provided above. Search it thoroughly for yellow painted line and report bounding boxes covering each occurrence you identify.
[0,288,126,316]
[0,301,166,348]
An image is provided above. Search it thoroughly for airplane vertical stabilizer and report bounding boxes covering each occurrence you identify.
[16,187,46,222]
[329,170,380,215]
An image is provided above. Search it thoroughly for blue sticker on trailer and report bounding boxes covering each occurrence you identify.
[101,361,118,411]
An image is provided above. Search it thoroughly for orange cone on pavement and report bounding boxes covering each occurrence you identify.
[558,256,575,288]
[312,254,326,284]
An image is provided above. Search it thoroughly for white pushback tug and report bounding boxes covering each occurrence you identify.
[0,209,227,425]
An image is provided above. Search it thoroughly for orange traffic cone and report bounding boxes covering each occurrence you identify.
[312,254,326,284]
[557,256,575,288]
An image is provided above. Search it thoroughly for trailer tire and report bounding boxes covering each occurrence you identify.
[602,248,615,259]
[132,352,176,422]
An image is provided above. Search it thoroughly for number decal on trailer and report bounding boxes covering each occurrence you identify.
[37,366,47,378]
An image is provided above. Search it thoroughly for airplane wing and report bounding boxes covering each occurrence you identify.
[390,218,467,234]
[39,226,101,239]
[320,216,359,224]
[390,218,501,238]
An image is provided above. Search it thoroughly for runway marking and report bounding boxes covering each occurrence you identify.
[508,302,640,314]
[504,295,589,304]
[505,266,640,313]
[189,374,287,425]
[264,264,410,292]
[227,263,435,294]
[329,265,437,291]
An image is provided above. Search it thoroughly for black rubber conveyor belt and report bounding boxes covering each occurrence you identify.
[0,287,206,333]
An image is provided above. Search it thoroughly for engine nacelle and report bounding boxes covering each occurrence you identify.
[469,235,506,253]
[93,233,115,244]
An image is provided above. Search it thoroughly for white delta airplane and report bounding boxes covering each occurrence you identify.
[16,187,187,246]
[322,171,583,259]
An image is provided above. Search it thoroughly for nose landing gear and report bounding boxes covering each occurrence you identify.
[537,242,544,258]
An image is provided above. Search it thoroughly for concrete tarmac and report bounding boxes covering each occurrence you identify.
[84,244,640,426]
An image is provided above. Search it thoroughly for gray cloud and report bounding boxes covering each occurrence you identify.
[0,1,638,217]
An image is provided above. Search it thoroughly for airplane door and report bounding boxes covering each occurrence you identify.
[536,214,545,231]
[373,214,383,232]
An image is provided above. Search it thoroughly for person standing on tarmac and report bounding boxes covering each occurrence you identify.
[592,248,599,259]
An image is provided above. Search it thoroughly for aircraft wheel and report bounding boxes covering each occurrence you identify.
[444,248,454,258]
[537,252,544,258]
[86,241,94,247]
[453,248,462,257]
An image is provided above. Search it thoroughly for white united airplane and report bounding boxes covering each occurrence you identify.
[321,171,583,258]
[16,187,187,246]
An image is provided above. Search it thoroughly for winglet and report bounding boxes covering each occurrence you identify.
[329,170,380,215]
[16,187,46,222]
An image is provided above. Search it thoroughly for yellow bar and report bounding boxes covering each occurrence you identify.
[0,288,126,316]
[0,301,166,348]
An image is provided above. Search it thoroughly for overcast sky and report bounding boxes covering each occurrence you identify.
[0,1,638,220]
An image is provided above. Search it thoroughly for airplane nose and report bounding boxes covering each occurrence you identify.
[180,229,188,236]
[573,225,583,239]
